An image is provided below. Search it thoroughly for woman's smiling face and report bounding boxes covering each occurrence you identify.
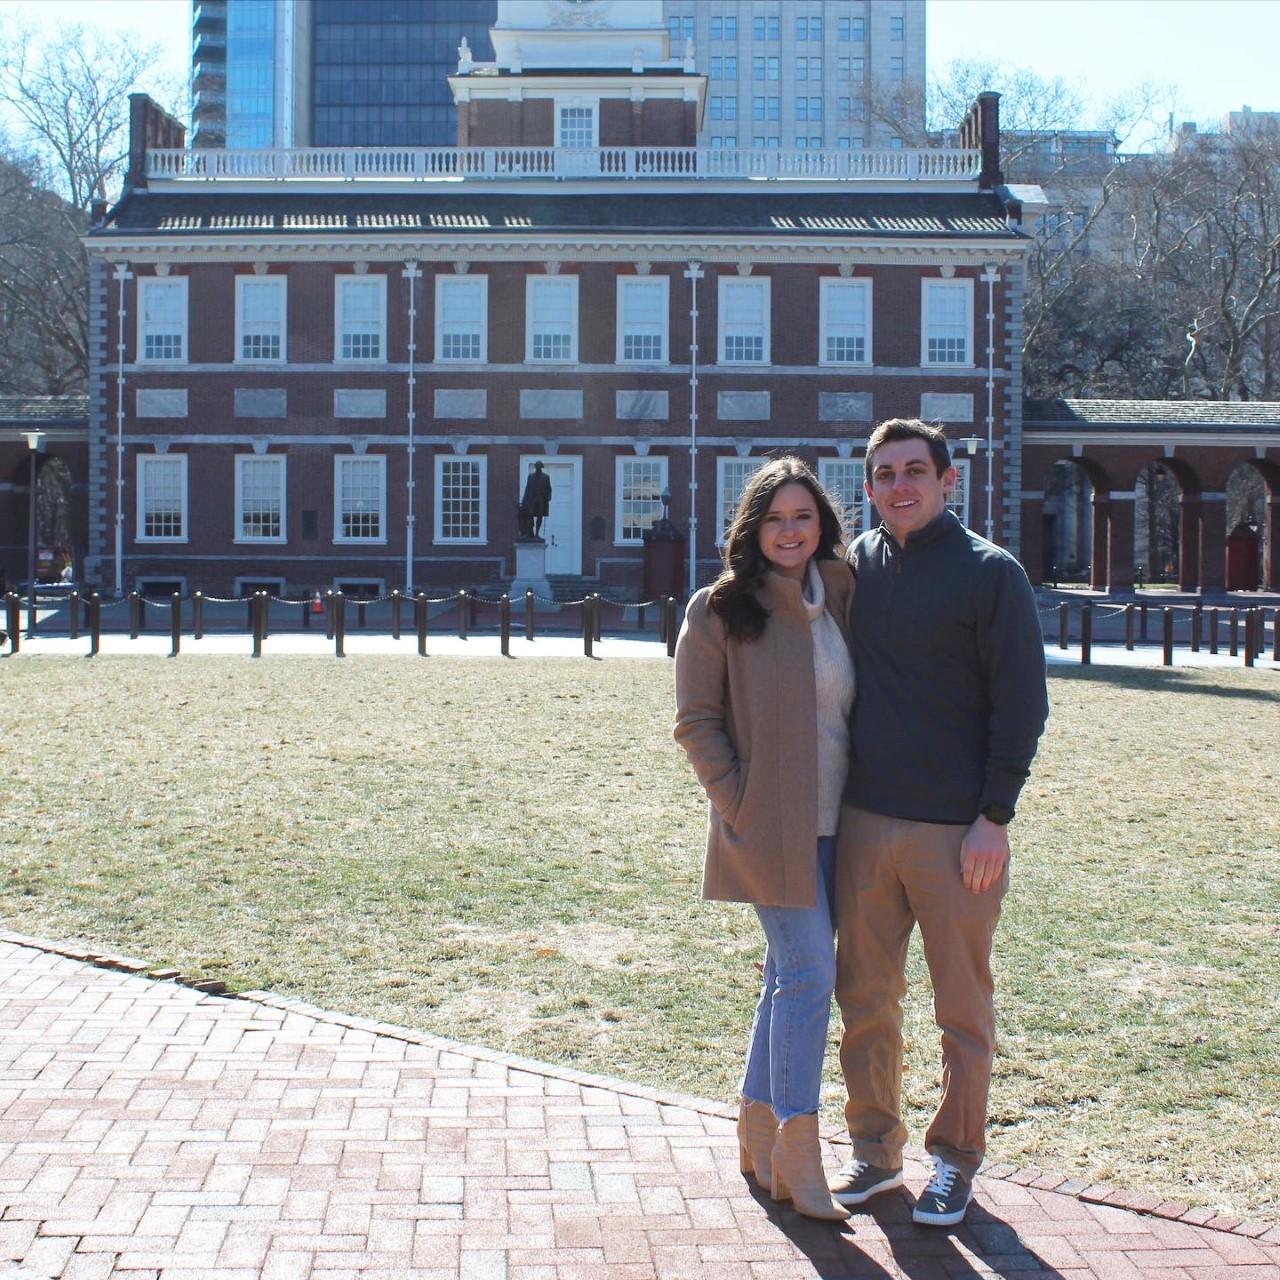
[757,482,820,579]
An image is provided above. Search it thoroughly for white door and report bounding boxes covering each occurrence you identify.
[519,456,580,575]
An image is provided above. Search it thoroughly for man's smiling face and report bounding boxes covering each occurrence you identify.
[865,438,956,545]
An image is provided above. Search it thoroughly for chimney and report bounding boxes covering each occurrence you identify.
[125,94,188,192]
[959,92,1002,189]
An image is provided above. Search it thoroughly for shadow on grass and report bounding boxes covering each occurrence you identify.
[742,1183,1072,1278]
[1048,664,1280,702]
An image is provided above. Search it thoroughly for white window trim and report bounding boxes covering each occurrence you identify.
[819,277,873,367]
[555,96,600,148]
[333,274,387,364]
[614,454,669,545]
[136,276,189,365]
[920,277,975,368]
[525,274,580,364]
[434,274,488,364]
[615,275,670,365]
[817,457,873,538]
[433,453,489,545]
[136,453,189,543]
[949,457,971,527]
[715,456,765,546]
[233,453,287,544]
[333,454,388,545]
[234,274,287,364]
[717,275,771,366]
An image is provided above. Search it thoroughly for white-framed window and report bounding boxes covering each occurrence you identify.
[615,455,668,544]
[234,454,286,542]
[525,275,579,363]
[948,457,971,526]
[436,274,487,362]
[334,275,386,362]
[333,454,386,543]
[716,456,765,543]
[820,277,872,365]
[137,277,188,363]
[617,275,669,363]
[136,454,187,541]
[235,275,286,363]
[921,278,974,366]
[818,458,871,539]
[557,102,597,148]
[718,276,770,364]
[434,455,487,543]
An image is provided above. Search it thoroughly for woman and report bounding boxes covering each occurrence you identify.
[673,457,854,1222]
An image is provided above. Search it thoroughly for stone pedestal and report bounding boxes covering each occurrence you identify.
[510,538,553,603]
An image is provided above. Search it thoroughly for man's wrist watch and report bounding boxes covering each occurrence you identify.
[980,802,1015,826]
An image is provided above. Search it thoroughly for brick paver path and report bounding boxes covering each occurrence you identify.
[2,938,1277,1280]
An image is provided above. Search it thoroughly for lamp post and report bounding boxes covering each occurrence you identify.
[402,260,421,593]
[683,260,704,596]
[22,430,44,637]
[958,436,981,534]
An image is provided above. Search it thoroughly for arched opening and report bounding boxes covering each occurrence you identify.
[1040,459,1094,583]
[1133,460,1183,586]
[1226,459,1279,591]
[35,456,76,581]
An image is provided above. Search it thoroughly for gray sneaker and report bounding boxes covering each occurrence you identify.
[828,1157,904,1206]
[911,1155,973,1226]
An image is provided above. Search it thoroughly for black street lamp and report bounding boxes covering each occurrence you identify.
[23,430,44,637]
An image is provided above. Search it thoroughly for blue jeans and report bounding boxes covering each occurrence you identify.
[740,837,837,1121]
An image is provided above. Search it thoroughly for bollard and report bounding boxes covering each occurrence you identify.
[334,592,346,657]
[1273,607,1280,664]
[357,599,367,630]
[1124,604,1135,651]
[1139,602,1148,640]
[457,591,468,640]
[525,590,535,641]
[593,593,603,643]
[469,592,478,631]
[658,596,669,646]
[129,590,141,639]
[391,590,402,641]
[500,594,511,657]
[170,593,181,657]
[1058,602,1069,649]
[1208,607,1219,654]
[26,583,36,639]
[325,590,335,641]
[6,592,20,653]
[1243,609,1256,668]
[302,597,310,630]
[1162,607,1174,666]
[1229,607,1239,657]
[260,591,270,641]
[88,592,101,657]
[69,590,80,640]
[193,591,204,639]
[1191,604,1202,652]
[666,596,678,659]
[638,602,647,633]
[583,597,594,659]
[252,593,263,658]
[1080,602,1092,665]
[415,591,428,656]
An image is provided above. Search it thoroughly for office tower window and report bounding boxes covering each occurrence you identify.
[436,275,487,363]
[435,456,487,542]
[235,276,286,363]
[137,278,187,363]
[724,55,737,79]
[235,455,286,541]
[838,97,851,122]
[796,56,807,81]
[226,0,274,148]
[724,14,737,39]
[768,56,780,80]
[851,16,865,40]
[137,455,187,540]
[335,276,386,362]
[891,16,905,39]
[334,455,386,542]
[526,275,579,362]
[796,98,821,122]
[616,457,668,543]
[890,56,905,80]
[618,276,669,363]
[820,278,872,365]
[667,15,695,43]
[711,96,738,122]
[752,56,764,81]
[839,16,850,40]
[752,14,780,40]
[718,276,770,364]
[922,278,974,365]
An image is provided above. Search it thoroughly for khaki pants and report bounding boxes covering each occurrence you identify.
[835,805,1007,1180]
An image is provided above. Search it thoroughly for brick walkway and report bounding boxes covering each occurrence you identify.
[2,937,1276,1280]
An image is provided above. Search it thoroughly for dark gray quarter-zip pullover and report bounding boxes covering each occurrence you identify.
[844,510,1049,824]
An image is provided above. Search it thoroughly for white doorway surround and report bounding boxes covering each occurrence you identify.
[518,455,581,575]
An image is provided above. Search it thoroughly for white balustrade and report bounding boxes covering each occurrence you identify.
[145,146,981,184]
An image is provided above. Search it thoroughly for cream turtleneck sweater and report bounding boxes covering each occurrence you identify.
[802,561,855,837]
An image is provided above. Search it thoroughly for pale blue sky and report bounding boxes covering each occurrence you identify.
[0,0,1274,136]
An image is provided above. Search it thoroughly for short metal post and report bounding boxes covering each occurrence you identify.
[583,597,594,658]
[88,592,100,657]
[500,594,511,657]
[1243,609,1256,668]
[1058,602,1069,649]
[193,591,204,639]
[129,590,141,639]
[260,590,270,641]
[593,593,602,643]
[6,592,20,653]
[658,596,668,645]
[1139,602,1148,640]
[26,584,36,639]
[69,590,80,640]
[1229,607,1239,657]
[1124,604,1135,651]
[1162,607,1174,666]
[391,590,402,641]
[1080,602,1092,665]
[1272,607,1279,663]
[638,602,647,633]
[457,591,468,640]
[357,599,367,630]
[170,592,181,657]
[525,590,535,641]
[252,593,263,658]
[302,596,311,629]
[666,597,678,659]
[415,591,428,656]
[1209,607,1219,654]
[334,591,346,657]
[325,590,335,641]
[1191,604,1202,652]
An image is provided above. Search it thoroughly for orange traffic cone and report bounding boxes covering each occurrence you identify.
[312,591,324,614]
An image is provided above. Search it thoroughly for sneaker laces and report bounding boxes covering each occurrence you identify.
[923,1155,958,1197]
[838,1157,870,1177]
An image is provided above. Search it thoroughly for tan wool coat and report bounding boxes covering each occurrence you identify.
[673,559,855,909]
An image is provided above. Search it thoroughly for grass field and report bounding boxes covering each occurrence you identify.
[1,656,1277,1218]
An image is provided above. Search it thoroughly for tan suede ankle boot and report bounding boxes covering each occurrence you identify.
[770,1113,850,1221]
[737,1098,779,1190]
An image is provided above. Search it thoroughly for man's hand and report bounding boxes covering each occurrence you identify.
[960,815,1009,895]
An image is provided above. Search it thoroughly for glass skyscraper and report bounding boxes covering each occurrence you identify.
[226,0,277,148]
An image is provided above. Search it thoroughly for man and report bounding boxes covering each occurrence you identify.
[830,418,1049,1227]
[521,461,553,538]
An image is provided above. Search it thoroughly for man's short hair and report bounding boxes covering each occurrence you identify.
[865,418,952,477]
